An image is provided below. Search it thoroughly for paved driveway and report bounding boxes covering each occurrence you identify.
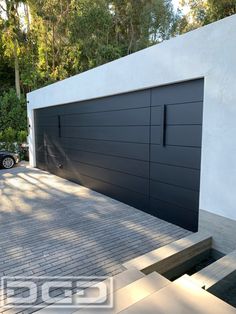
[0,163,190,312]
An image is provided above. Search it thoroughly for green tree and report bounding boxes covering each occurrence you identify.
[111,0,177,53]
[0,17,15,93]
[17,0,179,83]
[28,0,78,83]
[0,0,25,98]
[179,0,236,32]
[69,0,178,71]
[69,0,119,71]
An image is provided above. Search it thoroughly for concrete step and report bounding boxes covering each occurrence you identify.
[191,249,236,293]
[119,275,236,314]
[123,232,212,276]
[35,267,145,313]
[75,271,170,314]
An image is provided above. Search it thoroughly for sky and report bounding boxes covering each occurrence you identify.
[172,0,180,11]
[172,0,190,14]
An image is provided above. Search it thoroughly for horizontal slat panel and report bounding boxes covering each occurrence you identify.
[37,147,65,165]
[36,155,45,164]
[34,115,59,127]
[67,160,149,195]
[61,126,149,143]
[151,79,204,106]
[35,134,44,147]
[150,106,161,125]
[35,142,44,151]
[151,125,202,147]
[61,107,150,127]
[151,102,203,125]
[151,145,201,169]
[62,89,150,115]
[46,154,64,164]
[44,154,65,177]
[46,144,65,158]
[36,136,59,147]
[35,105,64,117]
[36,137,67,151]
[150,126,161,144]
[150,180,199,210]
[35,152,45,162]
[65,148,149,178]
[166,102,203,125]
[150,198,198,231]
[63,168,149,210]
[166,125,202,147]
[61,138,149,161]
[150,163,200,191]
[37,126,59,138]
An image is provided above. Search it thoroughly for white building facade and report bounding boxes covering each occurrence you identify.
[27,15,236,254]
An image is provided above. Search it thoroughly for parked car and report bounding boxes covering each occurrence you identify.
[0,151,19,169]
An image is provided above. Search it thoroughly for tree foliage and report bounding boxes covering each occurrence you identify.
[179,0,236,32]
[0,19,15,93]
[1,0,235,96]
[0,0,179,94]
[0,89,27,132]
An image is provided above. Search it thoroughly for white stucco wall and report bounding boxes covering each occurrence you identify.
[27,15,236,222]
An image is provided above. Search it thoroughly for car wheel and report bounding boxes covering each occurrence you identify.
[1,156,15,169]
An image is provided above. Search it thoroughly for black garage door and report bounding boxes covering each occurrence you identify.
[35,79,203,231]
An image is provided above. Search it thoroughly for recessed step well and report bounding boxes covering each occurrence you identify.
[191,249,236,308]
[123,232,212,277]
[192,249,236,291]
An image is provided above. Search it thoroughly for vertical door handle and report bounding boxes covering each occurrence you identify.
[58,115,61,138]
[160,105,166,146]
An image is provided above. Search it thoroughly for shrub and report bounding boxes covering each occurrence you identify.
[0,89,27,133]
[17,130,28,143]
[0,127,28,160]
[0,90,28,160]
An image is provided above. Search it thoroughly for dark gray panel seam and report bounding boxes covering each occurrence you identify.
[151,100,203,107]
[150,196,199,212]
[70,159,149,180]
[148,89,152,211]
[73,171,149,197]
